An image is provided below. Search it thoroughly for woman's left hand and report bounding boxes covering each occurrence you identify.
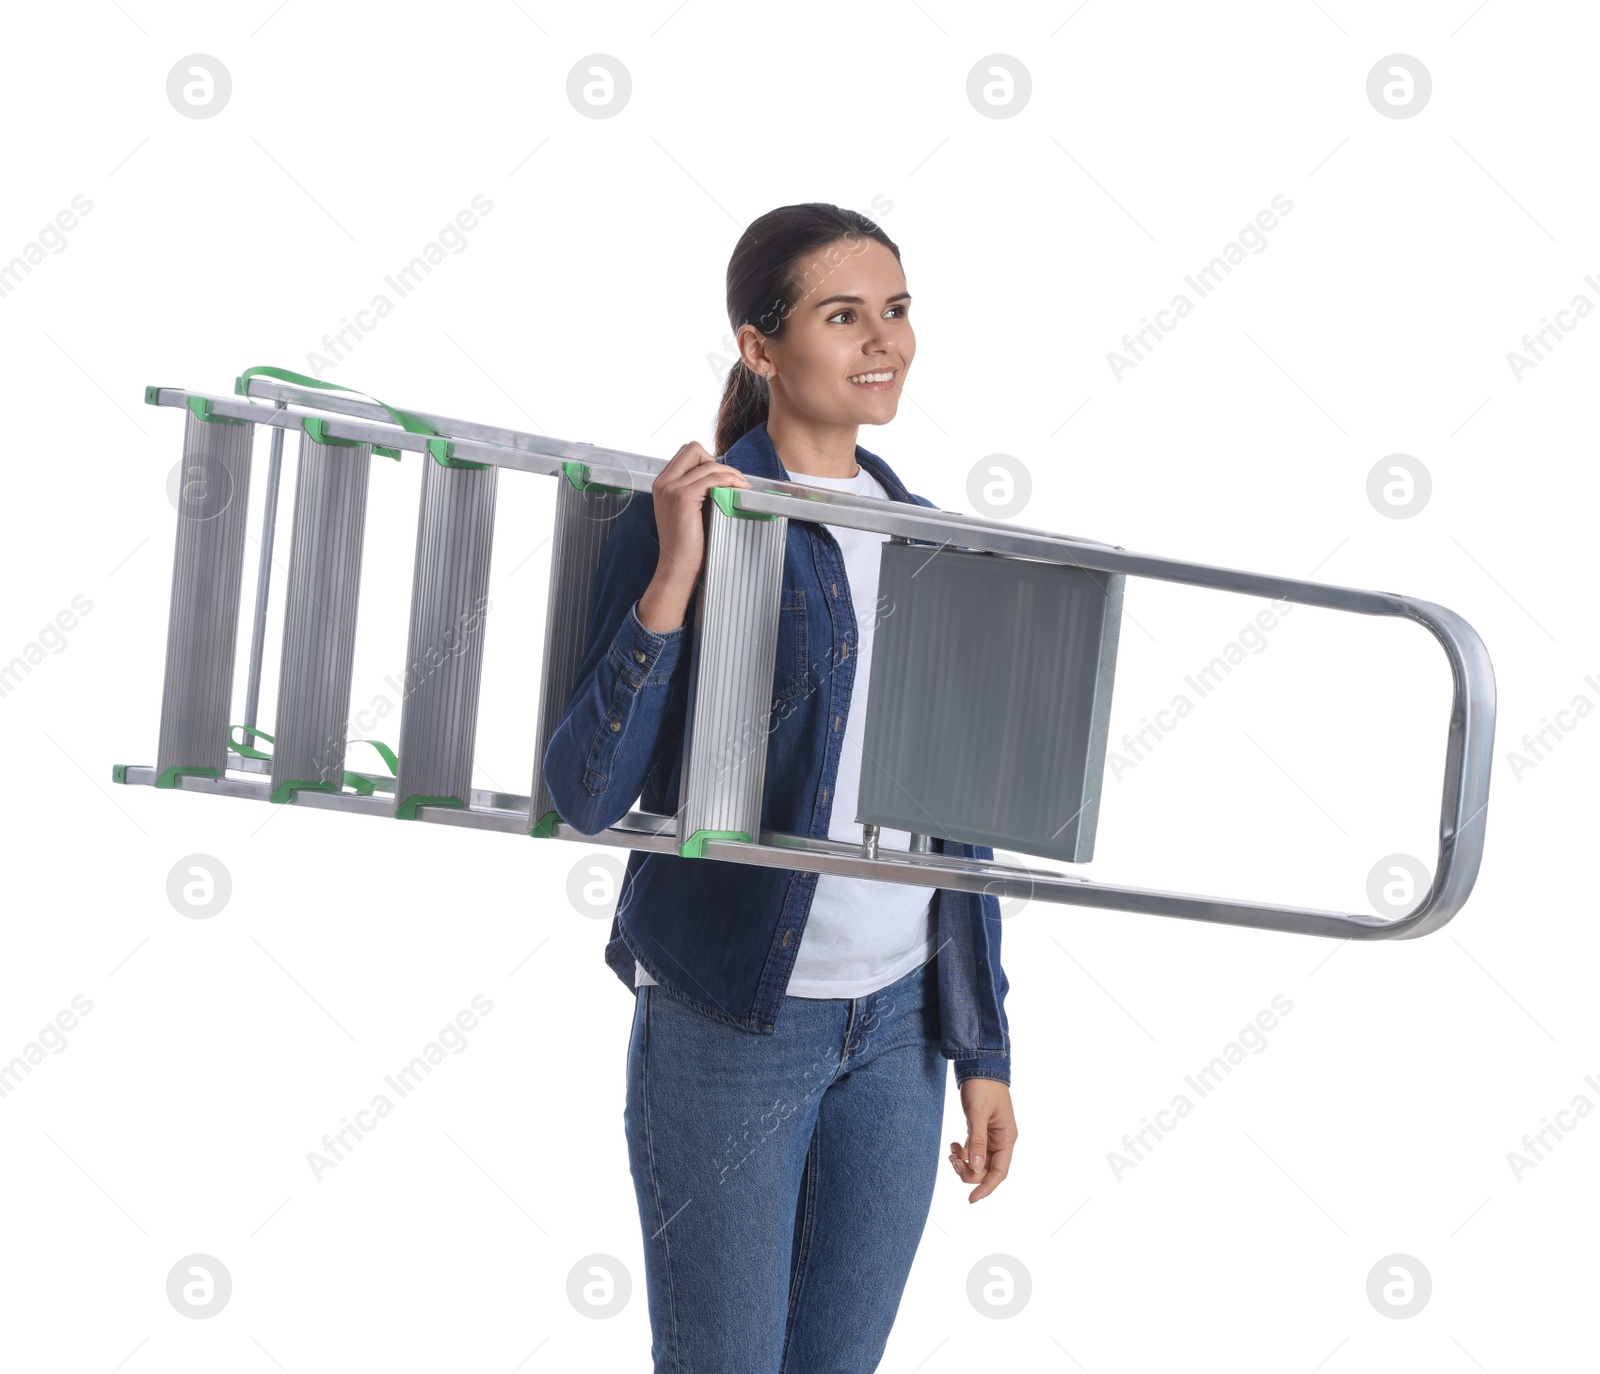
[949,1078,1016,1202]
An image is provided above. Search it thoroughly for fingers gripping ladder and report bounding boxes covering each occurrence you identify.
[116,371,1498,942]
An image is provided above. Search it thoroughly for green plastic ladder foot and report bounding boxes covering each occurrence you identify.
[679,828,751,858]
[154,765,219,789]
[269,779,343,805]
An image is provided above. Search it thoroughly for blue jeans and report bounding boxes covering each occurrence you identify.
[623,956,947,1372]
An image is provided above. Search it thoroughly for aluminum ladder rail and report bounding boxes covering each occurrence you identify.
[115,379,1497,943]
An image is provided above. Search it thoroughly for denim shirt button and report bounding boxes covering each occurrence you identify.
[632,648,647,664]
[608,717,621,732]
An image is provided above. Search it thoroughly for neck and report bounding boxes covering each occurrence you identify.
[765,405,860,478]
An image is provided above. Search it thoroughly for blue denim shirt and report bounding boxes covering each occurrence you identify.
[542,420,1012,1086]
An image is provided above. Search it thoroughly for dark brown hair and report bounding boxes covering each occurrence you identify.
[713,203,902,457]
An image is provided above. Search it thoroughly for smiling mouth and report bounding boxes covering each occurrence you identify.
[846,368,897,390]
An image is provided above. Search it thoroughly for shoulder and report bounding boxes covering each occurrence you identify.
[717,426,767,476]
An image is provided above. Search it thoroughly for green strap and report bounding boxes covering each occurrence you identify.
[228,724,399,796]
[233,365,435,460]
[229,724,274,760]
[236,364,497,469]
[343,738,400,792]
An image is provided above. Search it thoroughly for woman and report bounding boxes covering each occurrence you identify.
[543,202,1017,1372]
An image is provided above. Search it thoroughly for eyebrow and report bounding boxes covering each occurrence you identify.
[814,291,912,311]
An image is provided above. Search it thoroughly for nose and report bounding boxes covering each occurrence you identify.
[854,316,902,365]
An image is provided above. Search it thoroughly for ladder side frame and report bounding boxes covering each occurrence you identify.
[131,387,1496,942]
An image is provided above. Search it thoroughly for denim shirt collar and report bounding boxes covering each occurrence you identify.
[726,419,917,506]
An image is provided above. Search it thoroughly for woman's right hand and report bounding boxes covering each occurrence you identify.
[638,441,752,633]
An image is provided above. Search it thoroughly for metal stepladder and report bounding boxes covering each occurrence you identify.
[114,368,1497,942]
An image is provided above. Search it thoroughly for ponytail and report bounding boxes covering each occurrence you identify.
[714,360,770,458]
[712,202,900,458]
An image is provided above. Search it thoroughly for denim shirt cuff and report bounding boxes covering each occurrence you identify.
[953,1051,1011,1087]
[618,599,687,682]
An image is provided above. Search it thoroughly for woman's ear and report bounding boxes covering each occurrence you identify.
[736,324,776,381]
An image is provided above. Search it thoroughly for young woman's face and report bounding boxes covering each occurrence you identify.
[742,236,915,426]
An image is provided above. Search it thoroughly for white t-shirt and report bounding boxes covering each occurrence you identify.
[634,462,938,998]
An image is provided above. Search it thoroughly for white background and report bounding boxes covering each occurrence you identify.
[1,1,1594,1369]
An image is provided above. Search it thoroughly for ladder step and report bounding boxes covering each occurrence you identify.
[154,404,256,788]
[393,455,498,818]
[529,471,632,836]
[269,430,374,804]
[675,494,787,856]
[858,543,1124,863]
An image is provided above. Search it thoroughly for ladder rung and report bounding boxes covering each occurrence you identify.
[269,429,374,804]
[392,454,498,819]
[674,494,788,857]
[528,473,632,836]
[154,403,256,789]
